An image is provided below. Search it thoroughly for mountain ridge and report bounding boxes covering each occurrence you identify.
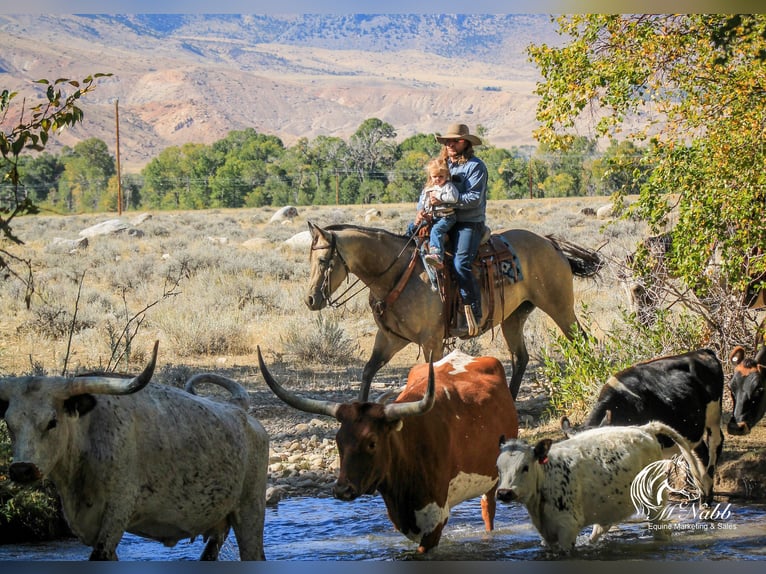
[0,14,560,171]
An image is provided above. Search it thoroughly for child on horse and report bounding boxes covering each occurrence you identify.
[407,158,459,270]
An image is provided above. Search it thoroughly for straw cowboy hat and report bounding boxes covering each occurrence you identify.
[435,123,482,146]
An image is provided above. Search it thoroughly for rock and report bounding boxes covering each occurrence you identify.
[79,219,131,238]
[364,208,381,223]
[47,237,89,253]
[266,486,288,505]
[715,450,766,499]
[130,213,152,226]
[596,204,615,219]
[284,230,312,250]
[270,206,299,223]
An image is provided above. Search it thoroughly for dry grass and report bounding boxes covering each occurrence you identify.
[1,197,642,389]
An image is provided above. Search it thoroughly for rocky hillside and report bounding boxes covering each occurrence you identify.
[0,14,560,171]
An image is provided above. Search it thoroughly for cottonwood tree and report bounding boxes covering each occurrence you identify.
[1,74,110,306]
[530,14,766,349]
[1,75,110,239]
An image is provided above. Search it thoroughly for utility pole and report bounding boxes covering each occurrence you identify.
[115,99,122,215]
[528,159,533,200]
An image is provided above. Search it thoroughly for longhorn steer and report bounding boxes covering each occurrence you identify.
[574,349,724,504]
[0,342,269,561]
[727,333,766,435]
[496,422,706,552]
[257,348,518,553]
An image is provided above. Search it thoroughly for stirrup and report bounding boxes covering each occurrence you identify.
[464,304,479,337]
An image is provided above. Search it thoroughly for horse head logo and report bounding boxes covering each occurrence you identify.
[630,455,705,520]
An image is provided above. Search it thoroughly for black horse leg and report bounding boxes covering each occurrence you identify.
[500,303,534,399]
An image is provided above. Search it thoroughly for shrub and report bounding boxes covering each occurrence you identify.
[281,313,360,366]
[536,306,706,418]
[0,422,70,542]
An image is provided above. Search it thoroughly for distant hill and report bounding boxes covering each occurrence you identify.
[0,14,560,172]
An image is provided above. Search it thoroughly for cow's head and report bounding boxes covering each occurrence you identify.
[495,436,551,504]
[0,341,159,483]
[727,345,766,435]
[257,346,435,501]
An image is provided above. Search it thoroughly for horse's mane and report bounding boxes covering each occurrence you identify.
[324,223,409,240]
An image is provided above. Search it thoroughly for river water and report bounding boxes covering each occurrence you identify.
[1,495,765,561]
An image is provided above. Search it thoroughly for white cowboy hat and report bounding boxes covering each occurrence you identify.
[435,123,482,146]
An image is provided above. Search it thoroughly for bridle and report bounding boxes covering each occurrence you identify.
[311,232,362,308]
[310,229,420,309]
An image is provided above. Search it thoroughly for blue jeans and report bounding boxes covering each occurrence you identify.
[429,214,456,256]
[450,221,483,318]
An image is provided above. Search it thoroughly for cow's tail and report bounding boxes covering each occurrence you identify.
[185,373,251,410]
[641,420,707,498]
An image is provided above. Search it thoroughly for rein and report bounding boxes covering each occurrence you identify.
[313,230,420,309]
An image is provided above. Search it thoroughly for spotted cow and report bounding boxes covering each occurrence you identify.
[258,348,518,553]
[496,422,706,552]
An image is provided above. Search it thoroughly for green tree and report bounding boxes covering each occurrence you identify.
[534,137,596,197]
[16,152,64,204]
[346,118,397,183]
[306,135,349,205]
[141,143,218,209]
[590,139,653,196]
[1,74,110,241]
[384,149,430,203]
[58,138,115,212]
[530,14,766,343]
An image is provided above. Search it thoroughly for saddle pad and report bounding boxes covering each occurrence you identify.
[476,235,524,283]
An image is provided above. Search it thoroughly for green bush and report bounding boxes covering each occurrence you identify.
[537,306,706,418]
[0,422,70,542]
[281,313,360,366]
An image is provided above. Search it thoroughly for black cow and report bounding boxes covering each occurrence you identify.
[579,349,724,504]
[727,336,766,436]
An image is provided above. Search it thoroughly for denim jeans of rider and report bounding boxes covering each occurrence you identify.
[451,221,483,318]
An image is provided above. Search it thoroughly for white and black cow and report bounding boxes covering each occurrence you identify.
[574,349,724,504]
[496,422,706,552]
[727,336,766,436]
[0,342,269,561]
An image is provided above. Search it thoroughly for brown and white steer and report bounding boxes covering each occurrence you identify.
[0,342,269,561]
[727,330,766,435]
[496,422,706,553]
[257,348,518,553]
[574,349,724,503]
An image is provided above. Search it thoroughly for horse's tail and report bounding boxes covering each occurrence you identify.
[546,235,604,278]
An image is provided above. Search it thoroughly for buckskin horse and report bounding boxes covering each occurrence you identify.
[304,221,603,401]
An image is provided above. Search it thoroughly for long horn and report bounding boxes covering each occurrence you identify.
[65,340,159,396]
[383,360,436,421]
[257,346,340,419]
